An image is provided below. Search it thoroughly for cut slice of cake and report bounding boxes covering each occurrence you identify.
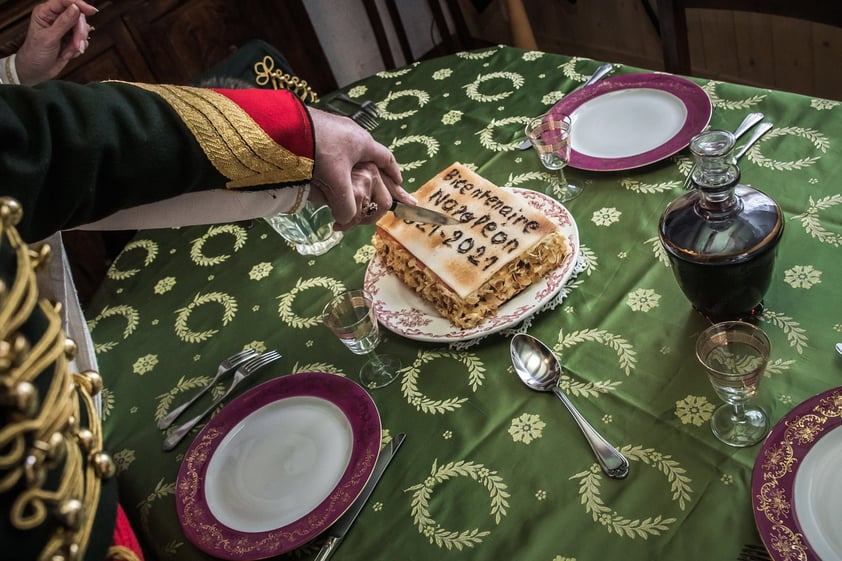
[372,162,569,329]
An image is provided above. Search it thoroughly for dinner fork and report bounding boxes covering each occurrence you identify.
[683,111,764,189]
[334,91,380,118]
[162,350,282,451]
[737,544,772,561]
[156,348,257,430]
[350,108,379,131]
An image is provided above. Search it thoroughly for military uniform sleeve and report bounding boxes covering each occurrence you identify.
[0,81,314,242]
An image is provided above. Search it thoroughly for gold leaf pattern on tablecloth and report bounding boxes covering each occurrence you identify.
[378,89,430,120]
[783,265,822,289]
[87,304,140,353]
[476,115,531,152]
[174,291,238,343]
[558,374,621,398]
[555,329,637,376]
[702,81,766,110]
[463,71,524,103]
[189,224,247,266]
[456,47,500,60]
[405,459,509,549]
[570,445,692,538]
[759,309,808,354]
[401,350,485,414]
[388,134,439,171]
[746,126,827,171]
[793,194,842,247]
[620,178,679,194]
[276,276,345,329]
[108,239,159,280]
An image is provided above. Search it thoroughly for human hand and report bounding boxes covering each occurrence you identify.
[308,107,415,230]
[15,0,98,85]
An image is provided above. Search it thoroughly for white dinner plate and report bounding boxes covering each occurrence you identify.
[549,72,712,171]
[364,188,580,343]
[176,372,381,560]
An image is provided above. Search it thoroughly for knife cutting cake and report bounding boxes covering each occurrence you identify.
[372,162,569,328]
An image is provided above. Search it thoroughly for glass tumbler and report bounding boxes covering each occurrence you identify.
[264,201,343,256]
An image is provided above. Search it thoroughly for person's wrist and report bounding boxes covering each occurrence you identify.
[1,53,20,85]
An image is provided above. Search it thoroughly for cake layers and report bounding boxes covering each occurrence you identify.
[373,162,569,328]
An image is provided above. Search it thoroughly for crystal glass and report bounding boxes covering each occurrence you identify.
[322,290,400,389]
[696,321,770,447]
[264,201,343,256]
[659,130,783,322]
[525,113,583,202]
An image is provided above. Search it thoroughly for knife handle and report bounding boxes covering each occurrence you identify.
[314,536,342,561]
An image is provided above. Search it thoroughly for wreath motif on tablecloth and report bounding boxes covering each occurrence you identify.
[107,239,158,280]
[401,350,485,414]
[189,224,247,267]
[464,71,524,103]
[620,178,678,194]
[277,277,345,329]
[388,135,439,171]
[759,309,809,355]
[456,47,500,60]
[87,304,140,353]
[570,445,692,539]
[406,459,509,550]
[647,236,670,267]
[554,329,637,376]
[558,56,613,83]
[702,81,766,110]
[746,126,827,171]
[378,89,430,120]
[793,194,842,247]
[376,65,417,79]
[174,292,238,343]
[478,116,533,151]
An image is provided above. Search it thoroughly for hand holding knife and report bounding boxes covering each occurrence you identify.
[390,201,460,226]
[314,433,406,561]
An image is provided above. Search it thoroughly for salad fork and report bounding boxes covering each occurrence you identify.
[156,348,257,430]
[162,350,282,451]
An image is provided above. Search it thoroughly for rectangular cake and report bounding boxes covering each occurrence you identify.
[372,162,569,328]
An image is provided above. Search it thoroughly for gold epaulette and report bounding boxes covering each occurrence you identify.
[0,197,117,561]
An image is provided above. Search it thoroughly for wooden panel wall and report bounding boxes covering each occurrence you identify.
[517,0,842,100]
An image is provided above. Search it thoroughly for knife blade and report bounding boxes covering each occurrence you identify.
[390,201,460,225]
[314,433,406,561]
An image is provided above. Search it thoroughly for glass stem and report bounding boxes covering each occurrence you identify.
[732,400,747,420]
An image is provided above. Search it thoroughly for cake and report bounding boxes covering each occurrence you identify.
[372,162,569,328]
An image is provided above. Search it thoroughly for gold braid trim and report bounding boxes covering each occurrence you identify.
[253,55,319,103]
[106,545,142,561]
[128,83,313,188]
[0,197,116,561]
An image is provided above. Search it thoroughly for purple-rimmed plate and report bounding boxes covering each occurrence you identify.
[365,188,579,343]
[175,372,381,560]
[752,386,842,561]
[549,72,711,171]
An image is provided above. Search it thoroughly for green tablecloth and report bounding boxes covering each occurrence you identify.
[88,45,842,561]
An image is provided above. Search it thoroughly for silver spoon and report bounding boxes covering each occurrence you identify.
[518,63,613,150]
[836,343,842,356]
[510,333,630,479]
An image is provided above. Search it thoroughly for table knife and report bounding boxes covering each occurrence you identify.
[391,201,460,225]
[314,433,406,561]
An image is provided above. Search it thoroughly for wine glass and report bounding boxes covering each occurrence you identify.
[695,321,771,447]
[524,113,583,202]
[322,289,401,389]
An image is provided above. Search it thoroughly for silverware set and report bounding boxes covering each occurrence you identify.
[161,349,282,451]
[683,112,771,189]
[323,92,380,131]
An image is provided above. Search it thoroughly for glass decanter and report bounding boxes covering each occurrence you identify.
[658,130,784,323]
